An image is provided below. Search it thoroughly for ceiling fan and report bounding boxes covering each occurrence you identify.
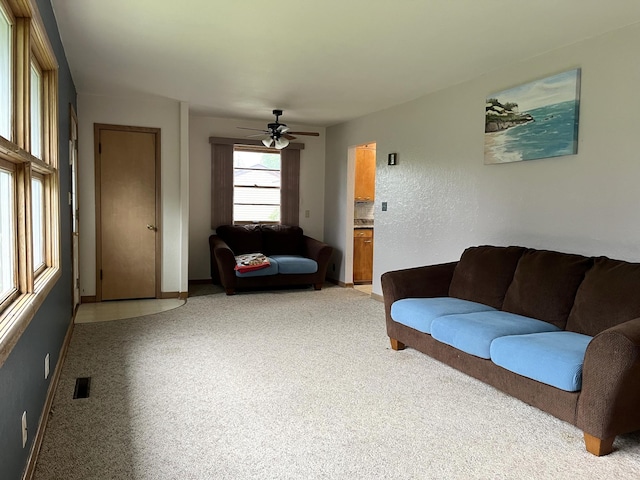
[237,109,320,149]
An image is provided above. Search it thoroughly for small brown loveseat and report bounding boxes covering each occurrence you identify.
[382,245,640,456]
[209,224,333,295]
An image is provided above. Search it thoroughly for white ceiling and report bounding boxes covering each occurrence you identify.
[50,0,640,127]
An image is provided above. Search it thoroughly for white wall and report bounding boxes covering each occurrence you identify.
[188,115,326,281]
[77,94,186,296]
[325,23,640,297]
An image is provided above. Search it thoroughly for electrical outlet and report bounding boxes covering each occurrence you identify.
[45,353,50,379]
[381,202,388,212]
[21,411,27,448]
[305,210,310,218]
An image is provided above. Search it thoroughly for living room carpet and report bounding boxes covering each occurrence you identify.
[34,285,640,479]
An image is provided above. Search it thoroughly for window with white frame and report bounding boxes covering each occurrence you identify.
[0,163,15,302]
[233,148,281,223]
[0,0,60,366]
[0,5,11,140]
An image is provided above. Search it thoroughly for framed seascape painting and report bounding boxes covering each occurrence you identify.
[484,69,581,164]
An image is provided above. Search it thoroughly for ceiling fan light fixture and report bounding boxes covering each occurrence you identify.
[238,110,320,146]
[274,137,289,149]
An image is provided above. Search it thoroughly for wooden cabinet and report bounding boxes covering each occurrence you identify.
[353,228,373,284]
[355,148,375,201]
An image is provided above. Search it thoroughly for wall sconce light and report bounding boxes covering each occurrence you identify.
[388,153,397,165]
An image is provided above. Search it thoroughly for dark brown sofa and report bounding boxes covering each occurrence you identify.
[209,224,333,295]
[381,245,640,456]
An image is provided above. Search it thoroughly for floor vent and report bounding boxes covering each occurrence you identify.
[73,377,91,399]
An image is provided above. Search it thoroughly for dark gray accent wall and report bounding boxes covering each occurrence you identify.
[0,1,76,479]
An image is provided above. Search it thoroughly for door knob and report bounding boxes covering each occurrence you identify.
[146,224,157,231]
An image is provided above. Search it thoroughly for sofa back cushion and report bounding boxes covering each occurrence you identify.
[216,224,263,255]
[261,225,304,256]
[502,249,592,329]
[565,257,640,336]
[448,245,526,309]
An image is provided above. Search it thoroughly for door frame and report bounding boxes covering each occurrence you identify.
[69,104,80,313]
[94,123,162,302]
[344,145,356,286]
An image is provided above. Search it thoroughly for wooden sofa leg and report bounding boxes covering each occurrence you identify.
[225,288,236,296]
[584,432,615,456]
[390,338,405,351]
[314,283,322,290]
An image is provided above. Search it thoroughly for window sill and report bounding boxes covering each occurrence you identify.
[0,266,61,368]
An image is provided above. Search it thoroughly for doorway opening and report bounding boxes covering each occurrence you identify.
[352,143,376,291]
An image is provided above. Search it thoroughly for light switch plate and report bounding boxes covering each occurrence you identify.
[22,411,27,448]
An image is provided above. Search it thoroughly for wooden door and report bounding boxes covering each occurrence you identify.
[95,124,160,301]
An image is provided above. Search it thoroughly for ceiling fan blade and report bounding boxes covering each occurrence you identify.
[282,134,296,140]
[287,131,320,136]
[237,127,269,133]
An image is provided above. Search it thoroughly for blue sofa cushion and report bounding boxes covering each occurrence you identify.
[269,255,318,274]
[431,311,561,359]
[390,297,496,334]
[490,331,592,392]
[235,258,279,277]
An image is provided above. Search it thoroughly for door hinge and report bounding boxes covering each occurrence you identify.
[100,269,103,280]
[98,143,101,154]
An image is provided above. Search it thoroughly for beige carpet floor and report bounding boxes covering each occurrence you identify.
[34,285,640,479]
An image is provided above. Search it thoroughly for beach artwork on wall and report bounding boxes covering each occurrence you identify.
[484,69,581,164]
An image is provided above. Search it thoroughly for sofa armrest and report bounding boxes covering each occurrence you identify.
[303,235,331,262]
[577,317,640,441]
[381,262,458,344]
[209,235,238,289]
[303,235,333,281]
[381,262,458,306]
